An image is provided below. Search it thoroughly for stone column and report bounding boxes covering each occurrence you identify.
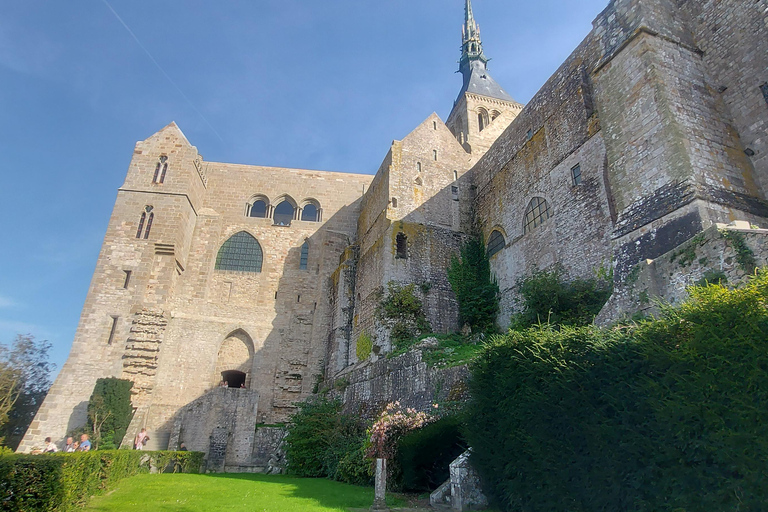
[370,458,389,511]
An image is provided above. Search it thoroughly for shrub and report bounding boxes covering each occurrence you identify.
[447,238,499,333]
[86,378,133,449]
[467,273,768,511]
[377,282,431,349]
[356,331,373,361]
[0,450,203,511]
[510,266,611,329]
[397,415,466,492]
[284,396,372,485]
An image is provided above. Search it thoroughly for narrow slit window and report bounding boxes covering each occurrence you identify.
[451,186,459,201]
[433,150,438,161]
[123,270,132,289]
[571,164,582,186]
[417,162,422,172]
[396,232,407,259]
[391,197,398,208]
[300,241,309,270]
[433,121,437,130]
[453,170,458,181]
[144,212,154,239]
[136,213,146,239]
[107,316,119,345]
[159,163,168,183]
[152,156,168,184]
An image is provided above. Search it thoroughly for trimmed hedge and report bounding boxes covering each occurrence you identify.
[467,272,768,511]
[0,450,203,511]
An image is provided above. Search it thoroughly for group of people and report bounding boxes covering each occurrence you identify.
[42,433,91,453]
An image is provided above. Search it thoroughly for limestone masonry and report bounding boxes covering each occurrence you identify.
[19,0,768,470]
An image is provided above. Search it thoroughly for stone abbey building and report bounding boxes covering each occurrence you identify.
[20,0,768,469]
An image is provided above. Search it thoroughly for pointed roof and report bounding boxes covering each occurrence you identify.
[455,0,513,103]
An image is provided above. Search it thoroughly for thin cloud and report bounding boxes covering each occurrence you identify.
[100,0,224,143]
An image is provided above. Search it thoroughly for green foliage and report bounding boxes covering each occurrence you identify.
[284,397,372,486]
[510,266,611,329]
[447,238,500,333]
[467,272,768,511]
[0,334,55,449]
[86,378,133,449]
[0,450,203,511]
[356,330,373,361]
[377,282,431,349]
[669,232,706,267]
[419,334,485,369]
[694,268,728,287]
[721,229,757,272]
[397,415,466,492]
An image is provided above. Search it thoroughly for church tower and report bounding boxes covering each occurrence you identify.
[446,0,523,161]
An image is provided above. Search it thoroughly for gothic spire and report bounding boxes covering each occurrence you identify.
[460,0,488,71]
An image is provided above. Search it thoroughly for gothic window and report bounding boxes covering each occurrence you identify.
[249,199,268,218]
[273,200,295,226]
[215,231,263,272]
[396,232,407,259]
[300,241,309,270]
[487,230,505,257]
[301,202,320,222]
[152,156,168,184]
[136,205,154,239]
[571,164,582,186]
[523,197,552,234]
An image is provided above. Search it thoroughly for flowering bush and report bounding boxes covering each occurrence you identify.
[367,401,432,460]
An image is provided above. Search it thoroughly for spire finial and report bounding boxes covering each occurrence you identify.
[460,0,488,72]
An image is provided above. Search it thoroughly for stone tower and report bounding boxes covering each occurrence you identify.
[446,0,524,161]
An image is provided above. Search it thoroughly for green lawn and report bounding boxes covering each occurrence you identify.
[84,473,401,512]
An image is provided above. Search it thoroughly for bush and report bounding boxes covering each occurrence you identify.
[86,378,133,449]
[510,266,611,329]
[0,450,203,511]
[377,282,431,350]
[467,273,768,511]
[284,397,372,486]
[397,415,466,492]
[447,238,499,333]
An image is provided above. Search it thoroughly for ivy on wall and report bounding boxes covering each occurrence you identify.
[447,238,499,333]
[377,282,431,350]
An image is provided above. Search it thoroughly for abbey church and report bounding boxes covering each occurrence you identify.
[19,0,768,468]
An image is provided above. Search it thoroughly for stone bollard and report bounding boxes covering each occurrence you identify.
[370,458,389,511]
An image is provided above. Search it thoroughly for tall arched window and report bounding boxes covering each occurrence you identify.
[487,230,505,257]
[273,201,295,226]
[249,200,268,218]
[136,205,154,239]
[215,231,263,272]
[301,203,320,222]
[299,241,309,270]
[523,197,552,234]
[152,156,168,184]
[478,108,489,132]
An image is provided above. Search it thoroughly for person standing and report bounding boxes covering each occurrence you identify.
[134,428,149,450]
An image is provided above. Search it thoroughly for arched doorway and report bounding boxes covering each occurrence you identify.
[215,330,254,389]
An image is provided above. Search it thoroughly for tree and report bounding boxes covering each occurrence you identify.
[0,334,55,449]
[86,378,134,449]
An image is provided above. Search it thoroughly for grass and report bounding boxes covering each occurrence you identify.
[387,333,486,369]
[84,473,404,512]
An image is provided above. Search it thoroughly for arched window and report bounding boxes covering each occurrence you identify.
[487,230,505,257]
[490,110,501,121]
[152,156,168,184]
[523,197,552,234]
[136,205,154,239]
[273,201,295,226]
[300,241,309,270]
[215,330,254,389]
[249,200,268,218]
[396,232,407,259]
[301,203,320,222]
[215,231,263,272]
[478,108,489,132]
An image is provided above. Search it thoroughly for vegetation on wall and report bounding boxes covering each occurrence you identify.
[467,271,768,511]
[510,266,611,329]
[377,282,431,350]
[85,378,134,450]
[284,396,372,486]
[0,335,54,450]
[447,238,499,333]
[0,450,203,511]
[356,330,373,361]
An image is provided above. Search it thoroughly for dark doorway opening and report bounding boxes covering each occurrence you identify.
[222,370,246,388]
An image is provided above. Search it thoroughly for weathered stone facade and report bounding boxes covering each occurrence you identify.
[19,0,768,477]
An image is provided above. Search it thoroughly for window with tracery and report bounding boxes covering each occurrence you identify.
[136,205,154,239]
[523,197,552,234]
[249,199,268,218]
[215,231,263,272]
[487,230,505,257]
[273,201,295,226]
[152,156,168,184]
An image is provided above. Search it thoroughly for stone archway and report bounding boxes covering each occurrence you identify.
[214,330,254,389]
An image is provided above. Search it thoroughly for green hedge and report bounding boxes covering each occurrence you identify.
[0,450,204,511]
[467,273,768,511]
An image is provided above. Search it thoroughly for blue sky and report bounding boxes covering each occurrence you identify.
[0,0,609,375]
